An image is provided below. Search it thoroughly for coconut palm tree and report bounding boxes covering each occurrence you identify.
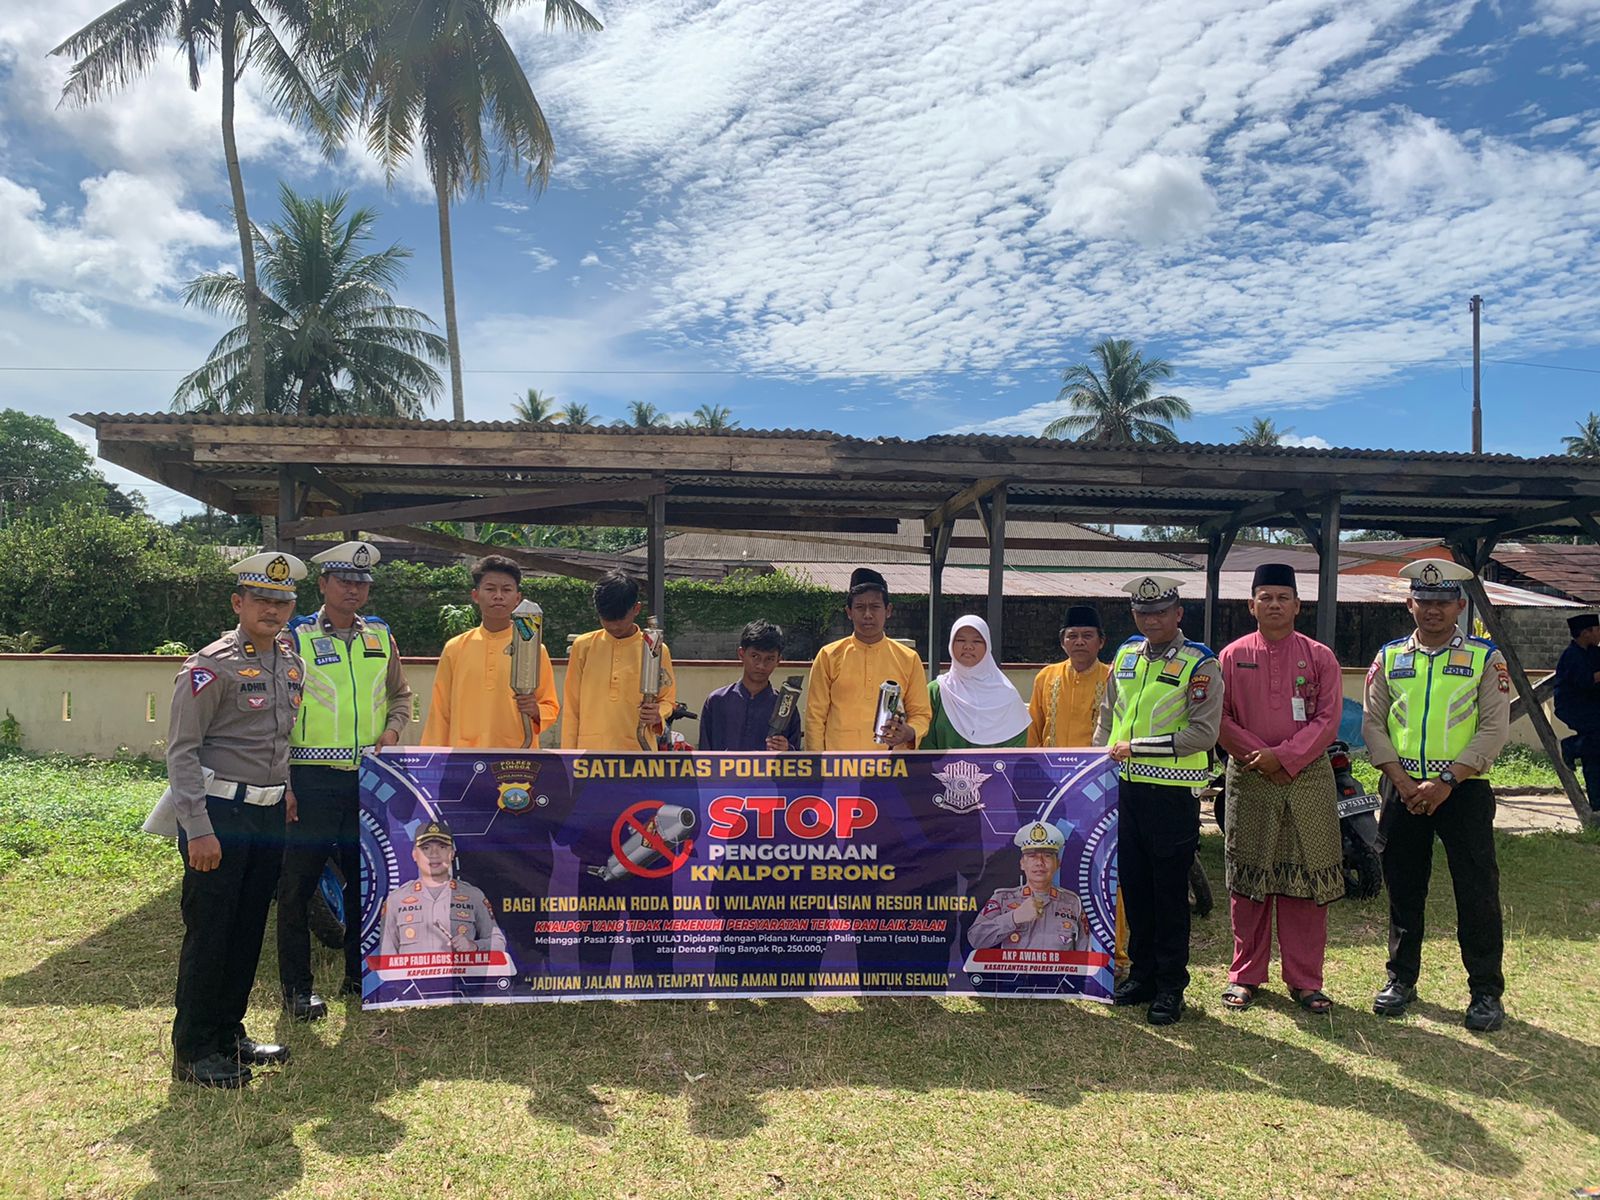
[53,0,332,416]
[172,185,446,417]
[689,403,738,430]
[1235,416,1292,446]
[338,0,602,421]
[1043,338,1191,443]
[513,387,558,423]
[628,400,665,428]
[1563,412,1600,458]
[556,400,594,426]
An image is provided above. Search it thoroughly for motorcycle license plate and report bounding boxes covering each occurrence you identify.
[1337,792,1379,819]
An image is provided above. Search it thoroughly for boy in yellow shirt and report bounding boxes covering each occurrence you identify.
[561,572,677,752]
[422,555,558,747]
[804,567,932,751]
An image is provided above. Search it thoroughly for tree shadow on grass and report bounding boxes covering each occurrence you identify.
[9,858,1592,1196]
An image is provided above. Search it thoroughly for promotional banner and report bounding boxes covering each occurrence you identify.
[357,749,1118,1008]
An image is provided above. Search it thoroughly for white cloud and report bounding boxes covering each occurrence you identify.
[1530,115,1584,136]
[579,252,601,267]
[524,248,558,272]
[1280,433,1333,448]
[1523,0,1600,39]
[1042,154,1217,246]
[1436,65,1496,88]
[31,289,106,327]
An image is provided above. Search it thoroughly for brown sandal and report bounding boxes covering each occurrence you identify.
[1221,983,1258,1010]
[1292,988,1332,1013]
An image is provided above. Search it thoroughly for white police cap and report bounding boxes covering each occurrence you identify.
[311,540,381,582]
[1398,557,1473,599]
[1013,822,1066,855]
[1123,574,1184,612]
[230,550,306,596]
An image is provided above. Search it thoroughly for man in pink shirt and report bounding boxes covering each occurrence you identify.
[1216,563,1344,1013]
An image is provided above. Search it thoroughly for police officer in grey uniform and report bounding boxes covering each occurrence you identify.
[165,550,306,1087]
[379,821,506,959]
[969,822,1091,953]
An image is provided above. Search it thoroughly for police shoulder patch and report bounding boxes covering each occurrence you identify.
[189,667,217,695]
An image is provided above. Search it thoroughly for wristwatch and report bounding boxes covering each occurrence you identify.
[1436,767,1459,788]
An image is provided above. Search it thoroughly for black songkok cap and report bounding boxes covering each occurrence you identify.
[1062,605,1103,631]
[1568,613,1599,636]
[1251,563,1298,593]
[848,567,890,602]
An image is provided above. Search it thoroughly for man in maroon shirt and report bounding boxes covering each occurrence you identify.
[1216,563,1344,1013]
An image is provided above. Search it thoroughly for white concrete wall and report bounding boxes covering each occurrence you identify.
[0,656,1564,758]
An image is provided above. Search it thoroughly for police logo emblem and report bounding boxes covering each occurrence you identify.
[353,545,372,568]
[266,555,291,583]
[931,760,990,814]
[1136,577,1162,601]
[189,667,216,695]
[1420,563,1442,586]
[497,782,534,813]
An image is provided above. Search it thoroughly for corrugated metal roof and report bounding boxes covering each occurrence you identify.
[74,411,1581,465]
[774,564,1577,606]
[1492,543,1600,603]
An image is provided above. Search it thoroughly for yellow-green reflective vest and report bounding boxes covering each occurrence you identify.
[1380,635,1491,779]
[1108,636,1213,786]
[288,614,394,768]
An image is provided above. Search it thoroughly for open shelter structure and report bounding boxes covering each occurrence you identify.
[77,412,1600,825]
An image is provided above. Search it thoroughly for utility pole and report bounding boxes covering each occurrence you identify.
[1469,294,1483,454]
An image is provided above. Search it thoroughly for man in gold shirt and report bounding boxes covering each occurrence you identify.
[422,556,558,748]
[804,567,932,751]
[562,572,677,752]
[1029,605,1111,747]
[1026,603,1128,978]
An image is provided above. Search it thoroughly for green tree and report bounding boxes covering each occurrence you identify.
[54,0,332,417]
[628,400,665,428]
[338,0,603,420]
[173,186,446,416]
[1235,416,1292,446]
[557,401,594,425]
[689,403,738,430]
[513,387,558,423]
[0,410,141,523]
[1043,338,1191,443]
[1562,412,1600,458]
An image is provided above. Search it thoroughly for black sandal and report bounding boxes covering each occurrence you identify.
[1292,988,1332,1013]
[1221,983,1258,1010]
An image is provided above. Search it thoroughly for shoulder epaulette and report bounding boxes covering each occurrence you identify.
[1182,641,1217,659]
[285,614,315,633]
[1380,636,1410,650]
[363,615,390,628]
[1117,635,1147,649]
[1467,635,1497,650]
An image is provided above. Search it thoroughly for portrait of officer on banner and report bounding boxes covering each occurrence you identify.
[377,820,508,967]
[967,822,1091,957]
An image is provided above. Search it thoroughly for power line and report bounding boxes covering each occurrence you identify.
[0,355,1596,377]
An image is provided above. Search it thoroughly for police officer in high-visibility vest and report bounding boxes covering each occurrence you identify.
[277,540,413,1019]
[1094,575,1222,1026]
[1362,558,1510,1032]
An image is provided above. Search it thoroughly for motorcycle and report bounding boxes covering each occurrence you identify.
[1208,739,1383,902]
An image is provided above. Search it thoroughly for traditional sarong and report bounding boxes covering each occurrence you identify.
[1223,755,1343,905]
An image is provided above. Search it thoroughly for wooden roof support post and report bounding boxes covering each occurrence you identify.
[1316,492,1341,649]
[647,489,667,628]
[980,483,1007,658]
[275,465,302,556]
[927,519,952,682]
[1203,527,1237,647]
[1451,547,1598,828]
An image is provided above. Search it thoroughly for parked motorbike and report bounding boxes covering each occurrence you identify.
[1208,740,1383,902]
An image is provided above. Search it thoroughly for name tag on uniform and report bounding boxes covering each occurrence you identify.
[1236,660,1258,670]
[1116,653,1139,679]
[1443,665,1474,677]
[1291,696,1307,722]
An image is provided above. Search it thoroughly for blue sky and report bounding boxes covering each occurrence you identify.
[2,0,1599,518]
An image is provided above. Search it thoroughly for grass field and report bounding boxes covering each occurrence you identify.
[1,750,1597,1200]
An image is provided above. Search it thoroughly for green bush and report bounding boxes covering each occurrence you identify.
[0,508,233,652]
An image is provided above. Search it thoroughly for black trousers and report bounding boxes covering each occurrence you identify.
[1561,731,1600,811]
[1118,779,1200,994]
[1378,777,1504,997]
[277,764,362,994]
[173,798,285,1063]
